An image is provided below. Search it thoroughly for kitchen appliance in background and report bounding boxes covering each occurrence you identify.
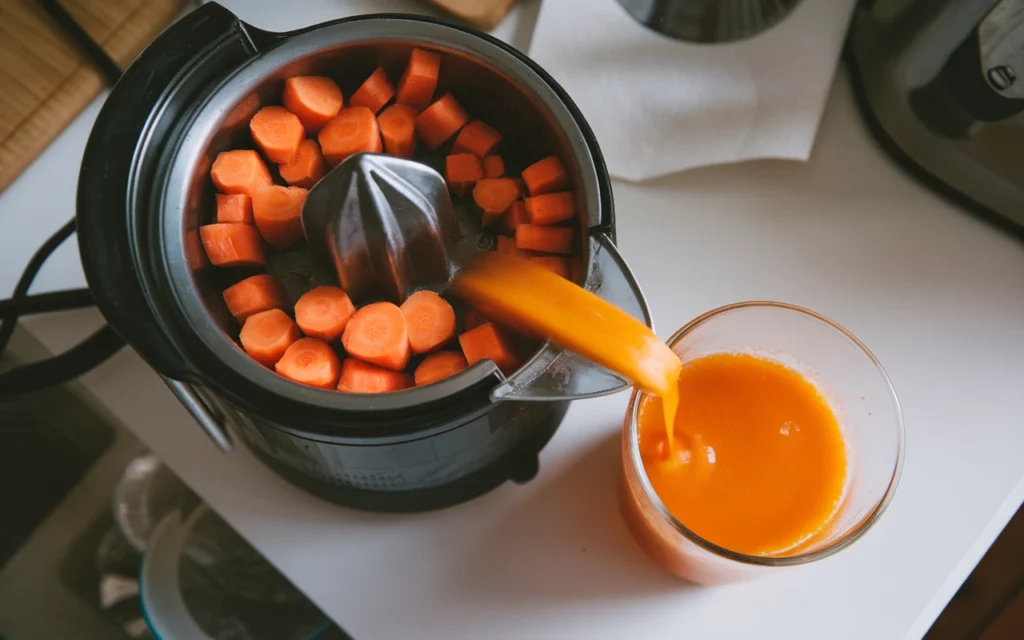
[847,0,1024,234]
[76,3,651,513]
[616,0,804,43]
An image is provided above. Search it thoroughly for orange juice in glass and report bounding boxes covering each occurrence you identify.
[621,302,904,584]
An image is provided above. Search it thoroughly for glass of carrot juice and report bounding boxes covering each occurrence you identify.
[621,301,904,584]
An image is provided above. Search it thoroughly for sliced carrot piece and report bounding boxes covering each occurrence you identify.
[282,76,343,133]
[341,302,410,372]
[495,235,516,255]
[199,223,264,267]
[215,193,253,224]
[473,178,519,227]
[223,274,290,324]
[525,192,576,226]
[445,153,483,198]
[318,106,382,166]
[452,120,502,157]
[275,337,341,389]
[400,290,456,354]
[521,155,568,195]
[516,224,574,255]
[395,48,441,110]
[211,150,273,196]
[294,286,356,341]
[349,67,395,114]
[464,308,490,331]
[240,309,301,366]
[459,322,519,375]
[251,186,308,249]
[250,106,304,163]
[500,200,529,234]
[414,351,468,386]
[279,139,327,188]
[337,358,413,393]
[483,155,504,178]
[530,256,571,279]
[415,93,469,150]
[377,103,417,158]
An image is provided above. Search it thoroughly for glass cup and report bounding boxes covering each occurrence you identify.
[621,302,904,584]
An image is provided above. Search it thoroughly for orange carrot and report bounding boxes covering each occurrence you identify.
[349,67,395,114]
[186,229,209,270]
[337,358,413,393]
[525,191,576,225]
[294,286,356,341]
[395,48,441,110]
[341,302,411,372]
[473,178,518,227]
[483,155,504,178]
[452,120,502,157]
[240,308,301,366]
[251,186,308,249]
[377,103,417,158]
[400,290,456,354]
[458,322,519,375]
[278,139,327,188]
[318,106,382,166]
[445,153,483,197]
[495,235,516,255]
[215,193,253,224]
[464,308,490,331]
[223,274,290,324]
[275,337,341,389]
[530,256,571,279]
[250,106,305,163]
[199,223,265,267]
[414,351,468,386]
[521,155,568,195]
[282,76,343,133]
[415,93,469,150]
[516,224,573,255]
[501,200,528,234]
[211,150,273,196]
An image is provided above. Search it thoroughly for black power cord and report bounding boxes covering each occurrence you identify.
[0,1,128,395]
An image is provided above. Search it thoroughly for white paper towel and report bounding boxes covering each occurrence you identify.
[528,0,856,182]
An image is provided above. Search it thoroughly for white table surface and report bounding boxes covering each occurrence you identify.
[3,1,1023,638]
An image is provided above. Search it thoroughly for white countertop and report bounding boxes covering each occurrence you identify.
[4,1,1024,638]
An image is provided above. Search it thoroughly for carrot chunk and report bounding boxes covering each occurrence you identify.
[525,191,576,225]
[318,106,382,166]
[377,103,417,158]
[459,322,519,375]
[250,106,304,163]
[215,193,253,224]
[199,223,264,267]
[400,290,456,354]
[282,76,343,133]
[483,155,504,178]
[211,150,273,196]
[337,358,413,393]
[521,155,568,195]
[415,93,469,150]
[452,120,502,157]
[240,309,301,366]
[279,139,327,188]
[341,302,411,372]
[473,178,519,227]
[275,337,341,389]
[251,185,308,249]
[501,200,528,234]
[349,67,395,114]
[495,235,517,256]
[223,274,290,324]
[530,256,571,279]
[395,48,441,110]
[294,286,356,341]
[515,224,573,255]
[414,351,468,386]
[445,153,483,197]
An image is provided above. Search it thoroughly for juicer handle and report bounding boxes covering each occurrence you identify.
[77,3,271,383]
[491,232,654,402]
